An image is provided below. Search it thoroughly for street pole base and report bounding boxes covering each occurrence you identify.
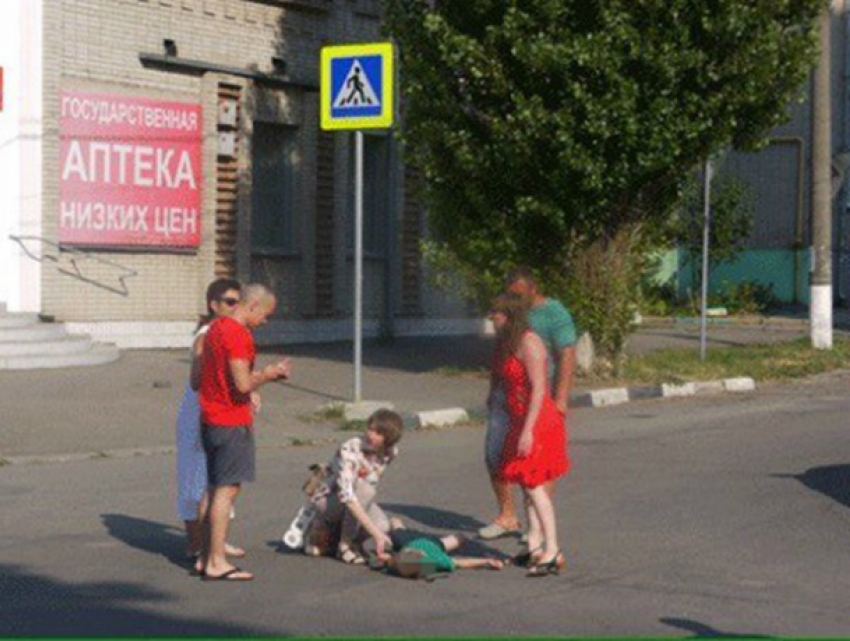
[810,284,833,349]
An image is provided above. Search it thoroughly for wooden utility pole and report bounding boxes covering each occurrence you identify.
[811,4,833,349]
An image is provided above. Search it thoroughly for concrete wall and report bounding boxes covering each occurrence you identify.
[0,0,43,313]
[671,248,811,305]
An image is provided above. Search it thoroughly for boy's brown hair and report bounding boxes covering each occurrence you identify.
[369,409,404,451]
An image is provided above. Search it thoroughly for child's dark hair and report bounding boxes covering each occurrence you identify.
[369,409,404,452]
[197,278,242,329]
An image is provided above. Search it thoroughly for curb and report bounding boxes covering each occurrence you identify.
[565,376,755,409]
[415,376,758,426]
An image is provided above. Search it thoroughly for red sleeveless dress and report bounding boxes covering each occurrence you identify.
[497,347,570,488]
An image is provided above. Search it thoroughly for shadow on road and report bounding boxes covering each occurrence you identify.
[260,336,494,375]
[0,563,284,636]
[383,503,487,533]
[773,464,850,509]
[101,513,187,569]
[660,617,773,638]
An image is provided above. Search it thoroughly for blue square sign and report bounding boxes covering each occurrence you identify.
[321,43,394,130]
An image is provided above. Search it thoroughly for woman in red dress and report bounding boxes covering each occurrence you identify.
[489,293,569,576]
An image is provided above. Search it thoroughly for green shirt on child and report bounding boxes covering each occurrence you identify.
[404,538,455,573]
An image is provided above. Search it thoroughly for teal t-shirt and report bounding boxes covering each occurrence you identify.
[527,298,577,381]
[405,538,455,573]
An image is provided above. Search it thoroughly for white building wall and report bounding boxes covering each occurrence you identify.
[0,0,43,313]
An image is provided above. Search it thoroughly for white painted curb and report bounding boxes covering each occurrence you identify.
[723,377,756,392]
[589,388,630,407]
[661,382,696,398]
[693,381,725,395]
[417,408,469,428]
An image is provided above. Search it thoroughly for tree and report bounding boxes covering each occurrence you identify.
[385,0,825,360]
[675,171,755,299]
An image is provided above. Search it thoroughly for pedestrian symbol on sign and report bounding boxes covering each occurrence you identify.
[333,60,379,108]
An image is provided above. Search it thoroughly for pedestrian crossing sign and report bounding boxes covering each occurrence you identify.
[320,42,394,130]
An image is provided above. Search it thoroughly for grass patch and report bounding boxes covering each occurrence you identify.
[614,336,850,386]
[417,418,485,432]
[431,365,489,378]
[300,403,345,424]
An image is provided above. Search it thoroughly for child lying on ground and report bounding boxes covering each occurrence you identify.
[371,518,505,579]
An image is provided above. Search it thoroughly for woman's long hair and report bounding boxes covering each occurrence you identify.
[196,278,242,330]
[492,292,529,362]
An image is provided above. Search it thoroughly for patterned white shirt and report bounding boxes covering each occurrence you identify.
[311,436,397,506]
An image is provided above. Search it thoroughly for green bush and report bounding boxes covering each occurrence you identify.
[718,280,780,315]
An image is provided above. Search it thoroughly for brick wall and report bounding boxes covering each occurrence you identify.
[41,0,473,328]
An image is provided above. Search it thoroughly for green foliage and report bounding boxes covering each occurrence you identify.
[714,280,780,315]
[674,172,755,295]
[639,280,682,317]
[386,0,825,358]
[554,226,650,370]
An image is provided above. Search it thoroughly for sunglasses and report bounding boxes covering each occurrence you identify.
[219,297,240,306]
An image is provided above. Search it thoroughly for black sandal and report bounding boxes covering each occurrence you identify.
[511,546,542,568]
[526,551,565,577]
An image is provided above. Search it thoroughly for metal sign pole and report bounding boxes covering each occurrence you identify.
[699,158,713,362]
[354,130,364,403]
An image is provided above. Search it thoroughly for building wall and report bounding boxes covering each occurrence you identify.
[0,0,44,313]
[665,5,849,307]
[35,0,475,345]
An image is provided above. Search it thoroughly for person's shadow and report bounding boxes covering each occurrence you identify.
[772,464,850,508]
[0,562,285,636]
[382,503,507,558]
[660,617,773,638]
[382,503,486,533]
[101,514,188,569]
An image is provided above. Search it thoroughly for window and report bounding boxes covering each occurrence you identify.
[251,123,297,254]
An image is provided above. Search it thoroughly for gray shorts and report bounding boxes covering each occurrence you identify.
[485,387,510,473]
[201,424,256,487]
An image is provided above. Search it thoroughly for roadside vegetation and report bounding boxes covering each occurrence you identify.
[430,336,850,388]
[386,0,826,372]
[614,336,850,386]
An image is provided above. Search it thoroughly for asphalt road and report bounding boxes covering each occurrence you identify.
[2,372,850,637]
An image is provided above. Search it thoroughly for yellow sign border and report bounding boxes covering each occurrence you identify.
[320,42,394,131]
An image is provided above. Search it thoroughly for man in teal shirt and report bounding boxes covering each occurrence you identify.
[480,266,577,540]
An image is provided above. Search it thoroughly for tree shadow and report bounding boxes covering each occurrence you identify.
[772,464,850,509]
[100,514,188,569]
[258,335,494,375]
[0,563,286,637]
[660,617,773,638]
[382,503,487,533]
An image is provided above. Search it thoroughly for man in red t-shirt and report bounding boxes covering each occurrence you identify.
[198,283,291,581]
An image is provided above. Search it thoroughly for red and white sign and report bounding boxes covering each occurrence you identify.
[59,91,203,248]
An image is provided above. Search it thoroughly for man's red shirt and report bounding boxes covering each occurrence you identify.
[200,316,255,427]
